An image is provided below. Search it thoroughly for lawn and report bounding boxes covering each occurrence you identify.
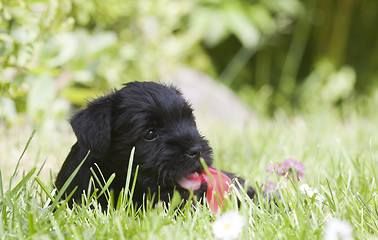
[1,109,377,239]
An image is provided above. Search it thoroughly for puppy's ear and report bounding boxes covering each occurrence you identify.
[70,95,113,158]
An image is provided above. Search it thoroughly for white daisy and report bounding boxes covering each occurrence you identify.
[212,211,245,240]
[324,218,354,240]
[299,184,325,202]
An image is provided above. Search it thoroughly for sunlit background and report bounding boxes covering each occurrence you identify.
[2,1,378,238]
[1,0,378,178]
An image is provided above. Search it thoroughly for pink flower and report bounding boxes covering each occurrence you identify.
[267,158,305,180]
[263,181,278,198]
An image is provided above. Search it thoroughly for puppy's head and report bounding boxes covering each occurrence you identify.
[70,81,213,194]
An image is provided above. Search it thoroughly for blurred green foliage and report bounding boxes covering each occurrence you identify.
[1,0,377,125]
[226,0,378,115]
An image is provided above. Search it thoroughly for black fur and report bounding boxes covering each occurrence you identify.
[55,81,255,208]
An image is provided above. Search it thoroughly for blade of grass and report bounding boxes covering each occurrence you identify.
[369,138,378,189]
[49,214,65,240]
[28,213,36,235]
[86,189,100,210]
[115,216,126,240]
[53,186,78,216]
[200,159,225,212]
[96,173,115,200]
[123,147,135,204]
[89,167,110,203]
[35,176,54,201]
[35,158,47,177]
[324,178,336,212]
[50,151,90,211]
[270,164,290,212]
[9,167,36,197]
[167,190,182,215]
[125,165,139,216]
[29,159,48,199]
[200,159,216,210]
[8,130,36,191]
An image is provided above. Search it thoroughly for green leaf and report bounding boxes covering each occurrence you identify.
[226,5,260,49]
[60,87,98,105]
[203,9,229,47]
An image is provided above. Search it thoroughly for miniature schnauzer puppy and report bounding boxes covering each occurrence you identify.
[55,81,255,208]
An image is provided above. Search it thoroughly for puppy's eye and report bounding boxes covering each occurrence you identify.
[144,129,158,141]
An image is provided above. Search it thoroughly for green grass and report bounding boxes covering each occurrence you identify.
[1,110,378,239]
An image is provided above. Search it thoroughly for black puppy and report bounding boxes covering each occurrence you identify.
[55,81,254,208]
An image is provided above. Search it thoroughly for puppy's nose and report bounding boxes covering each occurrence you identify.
[186,145,202,159]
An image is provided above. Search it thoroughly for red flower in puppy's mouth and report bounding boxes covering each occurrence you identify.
[177,167,232,214]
